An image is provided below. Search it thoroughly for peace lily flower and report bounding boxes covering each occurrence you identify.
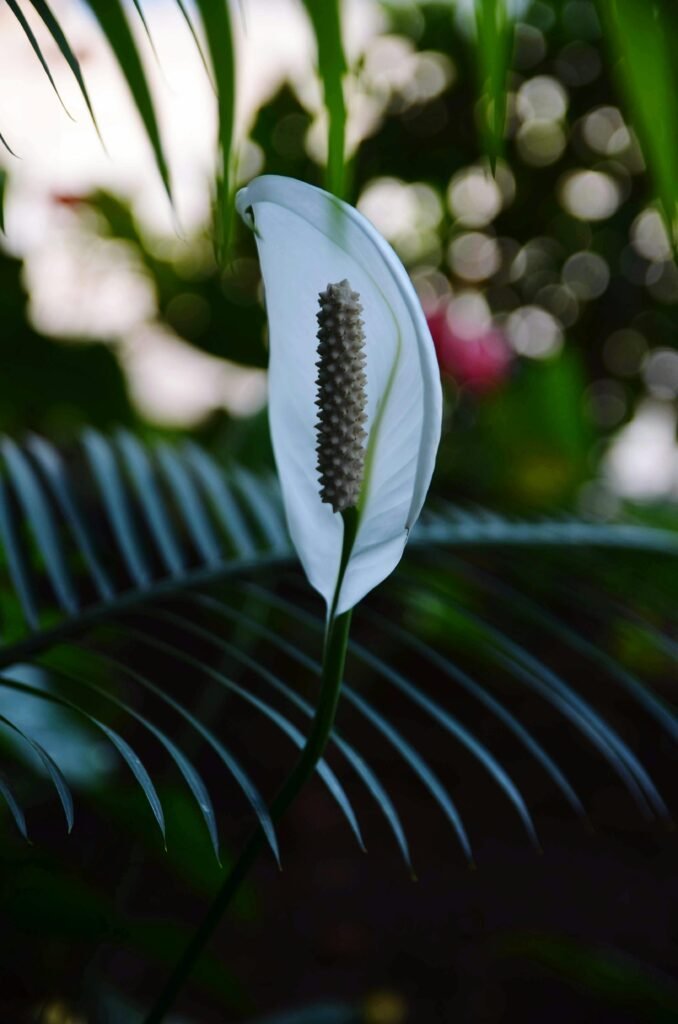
[236,175,442,615]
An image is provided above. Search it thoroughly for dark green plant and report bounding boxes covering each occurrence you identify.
[0,432,677,1017]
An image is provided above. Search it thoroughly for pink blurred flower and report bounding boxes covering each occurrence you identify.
[426,304,513,394]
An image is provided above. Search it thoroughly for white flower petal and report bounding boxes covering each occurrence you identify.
[236,175,442,614]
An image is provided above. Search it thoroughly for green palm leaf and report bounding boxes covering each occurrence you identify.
[5,0,74,119]
[301,0,348,198]
[25,0,102,139]
[474,0,514,171]
[193,0,236,260]
[597,0,678,253]
[0,429,676,878]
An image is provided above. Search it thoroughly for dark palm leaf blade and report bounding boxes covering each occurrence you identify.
[82,428,153,587]
[245,581,538,851]
[25,0,102,140]
[249,1003,358,1024]
[448,556,678,744]
[129,0,163,66]
[43,647,220,858]
[0,432,290,854]
[226,585,480,860]
[0,699,73,830]
[189,591,473,862]
[0,670,165,838]
[230,466,290,552]
[27,434,114,600]
[154,442,222,566]
[77,638,278,864]
[0,475,40,630]
[82,0,173,202]
[142,603,412,870]
[414,501,678,555]
[359,604,586,820]
[6,0,74,119]
[351,629,539,847]
[0,131,17,158]
[0,429,677,863]
[0,773,28,839]
[1,437,79,615]
[115,429,186,577]
[118,620,366,852]
[180,441,257,557]
[172,0,213,83]
[398,565,668,821]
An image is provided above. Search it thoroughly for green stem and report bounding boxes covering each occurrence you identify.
[143,510,357,1024]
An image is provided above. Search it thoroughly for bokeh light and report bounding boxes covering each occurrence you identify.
[559,169,621,220]
[506,305,563,358]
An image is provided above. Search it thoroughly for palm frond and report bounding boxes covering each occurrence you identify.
[6,0,74,119]
[300,0,348,199]
[25,0,102,139]
[473,0,513,172]
[0,431,676,870]
[192,0,236,260]
[82,0,173,202]
[596,0,678,253]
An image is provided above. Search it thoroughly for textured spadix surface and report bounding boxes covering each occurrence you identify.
[236,175,442,614]
[315,279,368,514]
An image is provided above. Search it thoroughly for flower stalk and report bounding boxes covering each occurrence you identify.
[143,312,363,1024]
[144,529,356,1024]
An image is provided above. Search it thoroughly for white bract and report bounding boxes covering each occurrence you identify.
[236,175,442,615]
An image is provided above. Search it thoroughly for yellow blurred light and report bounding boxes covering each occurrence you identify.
[40,1001,86,1024]
[364,990,408,1024]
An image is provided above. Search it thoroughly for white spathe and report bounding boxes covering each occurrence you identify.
[236,175,442,614]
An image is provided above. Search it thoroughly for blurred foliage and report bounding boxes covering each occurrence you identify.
[2,0,676,512]
[0,251,133,437]
[500,931,678,1022]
